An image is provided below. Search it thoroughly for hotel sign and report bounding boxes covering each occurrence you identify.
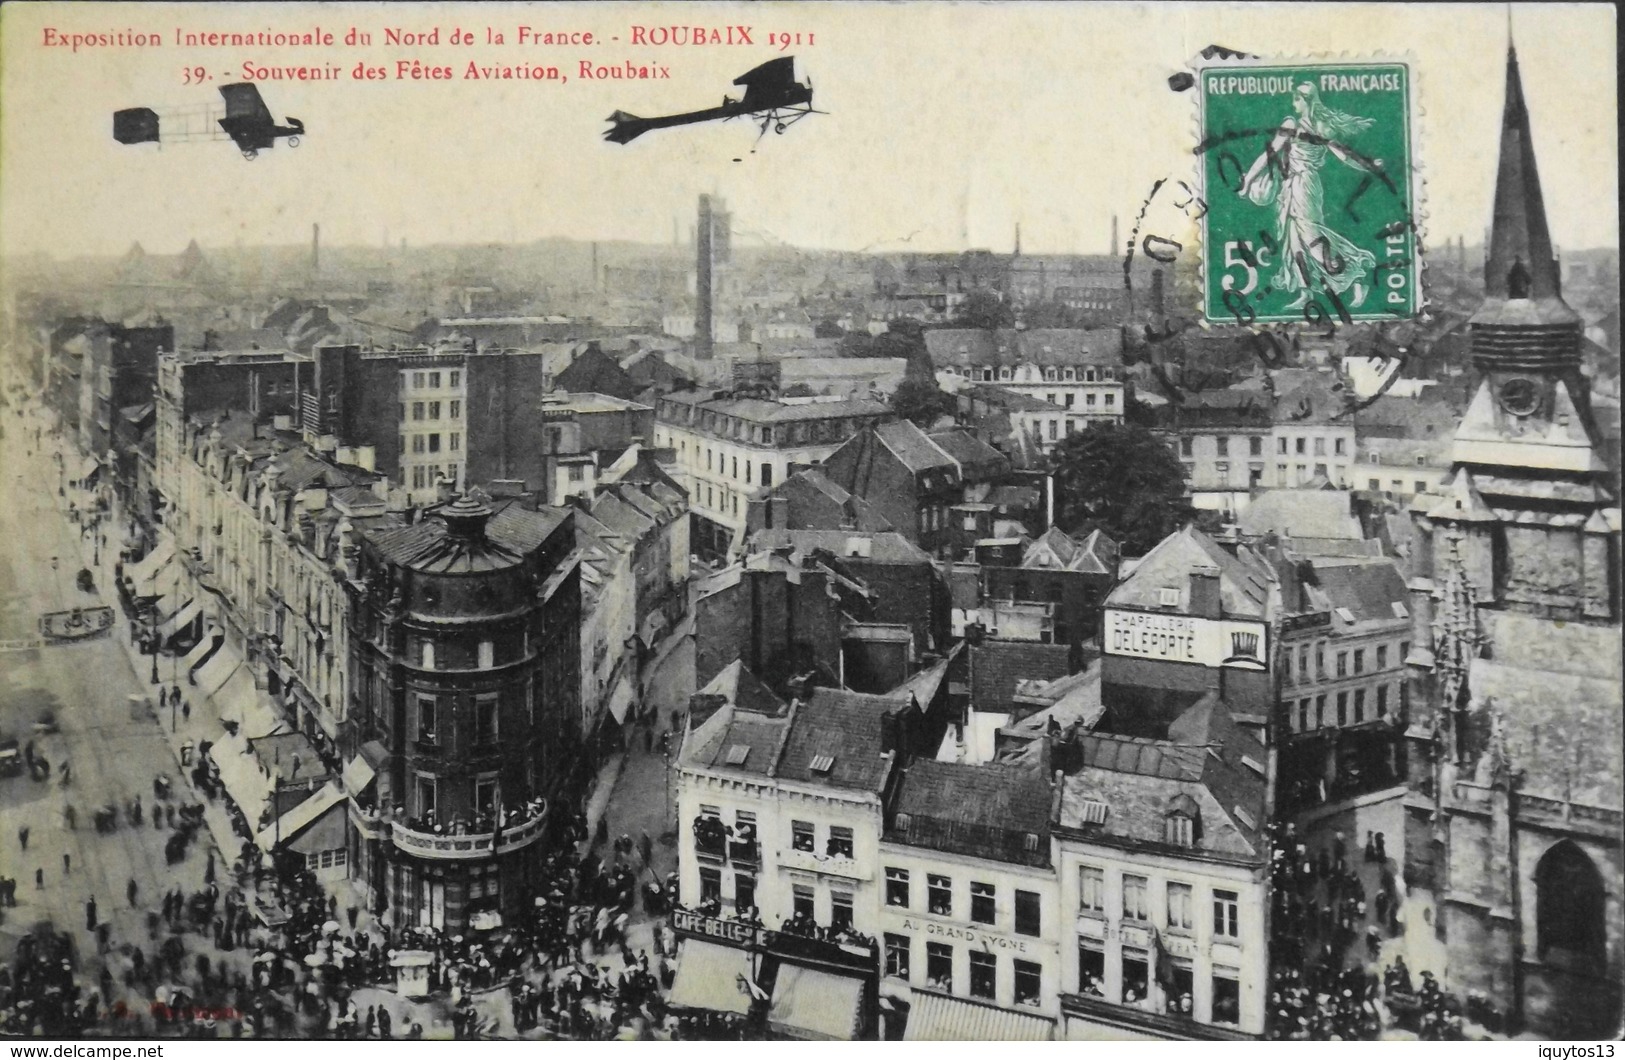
[1104,609,1268,671]
[897,917,1032,954]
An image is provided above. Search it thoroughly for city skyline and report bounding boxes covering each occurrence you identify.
[0,2,1617,262]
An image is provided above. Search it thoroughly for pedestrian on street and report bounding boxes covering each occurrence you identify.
[63,852,70,874]
[35,867,43,889]
[347,904,359,930]
[639,832,653,866]
[128,878,139,907]
[18,825,29,851]
[378,1006,392,1039]
[86,895,98,931]
[183,700,191,722]
[64,805,76,830]
[170,683,181,710]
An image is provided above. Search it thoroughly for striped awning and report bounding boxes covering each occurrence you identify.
[128,541,175,592]
[768,963,865,1041]
[667,941,754,1016]
[903,989,1054,1041]
[157,598,202,640]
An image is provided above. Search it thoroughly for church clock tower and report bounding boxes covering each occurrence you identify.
[1433,46,1616,620]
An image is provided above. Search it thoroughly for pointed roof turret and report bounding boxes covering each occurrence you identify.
[1469,45,1581,365]
[1484,47,1562,304]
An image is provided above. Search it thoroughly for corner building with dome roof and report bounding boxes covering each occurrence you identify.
[344,490,582,933]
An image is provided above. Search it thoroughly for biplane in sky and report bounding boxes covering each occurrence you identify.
[604,57,820,145]
[114,83,304,160]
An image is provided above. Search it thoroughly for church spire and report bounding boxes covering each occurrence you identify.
[1483,46,1562,303]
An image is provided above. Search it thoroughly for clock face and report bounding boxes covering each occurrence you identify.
[1498,378,1541,417]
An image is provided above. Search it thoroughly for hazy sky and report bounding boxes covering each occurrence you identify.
[0,1,1616,259]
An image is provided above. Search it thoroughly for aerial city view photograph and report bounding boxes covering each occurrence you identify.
[0,0,1619,1046]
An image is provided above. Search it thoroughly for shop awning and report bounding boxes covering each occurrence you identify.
[181,630,223,674]
[768,963,865,1040]
[605,673,636,725]
[667,941,754,1016]
[145,565,183,611]
[129,542,175,592]
[76,456,99,482]
[903,989,1054,1041]
[211,733,273,833]
[157,598,203,640]
[639,610,669,649]
[256,780,344,853]
[342,754,376,795]
[218,665,280,739]
[194,648,240,701]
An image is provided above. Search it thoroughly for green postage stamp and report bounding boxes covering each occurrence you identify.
[1197,60,1419,326]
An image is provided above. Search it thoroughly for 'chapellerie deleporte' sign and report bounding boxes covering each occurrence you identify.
[1103,609,1268,670]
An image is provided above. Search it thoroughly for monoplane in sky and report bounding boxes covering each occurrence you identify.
[114,83,304,160]
[604,57,820,145]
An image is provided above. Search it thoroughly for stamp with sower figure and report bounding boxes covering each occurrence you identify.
[1197,59,1419,326]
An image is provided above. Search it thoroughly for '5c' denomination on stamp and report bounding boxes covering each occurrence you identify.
[1197,59,1419,326]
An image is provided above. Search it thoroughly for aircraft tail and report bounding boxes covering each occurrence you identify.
[604,111,650,145]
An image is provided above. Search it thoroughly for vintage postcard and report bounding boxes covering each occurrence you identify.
[0,0,1618,1047]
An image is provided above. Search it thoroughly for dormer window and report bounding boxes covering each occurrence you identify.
[1165,794,1201,847]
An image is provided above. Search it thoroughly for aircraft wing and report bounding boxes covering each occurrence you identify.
[218,83,274,124]
[733,57,798,107]
[113,108,161,145]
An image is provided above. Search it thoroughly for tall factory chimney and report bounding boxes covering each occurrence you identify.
[697,194,715,360]
[1110,214,1119,256]
[312,223,320,281]
[591,241,600,292]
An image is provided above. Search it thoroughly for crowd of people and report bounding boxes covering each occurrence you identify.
[1264,822,1475,1041]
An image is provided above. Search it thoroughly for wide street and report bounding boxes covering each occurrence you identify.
[0,409,221,982]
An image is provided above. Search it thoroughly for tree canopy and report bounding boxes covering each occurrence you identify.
[953,288,1015,330]
[889,379,957,429]
[1050,422,1192,555]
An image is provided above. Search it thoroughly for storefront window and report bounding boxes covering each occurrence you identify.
[1121,949,1149,1005]
[885,933,910,979]
[1212,970,1241,1025]
[1079,942,1105,997]
[1013,960,1041,1007]
[969,951,996,1000]
[926,942,953,992]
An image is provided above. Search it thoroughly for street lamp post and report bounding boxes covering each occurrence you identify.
[149,618,160,684]
[49,555,63,611]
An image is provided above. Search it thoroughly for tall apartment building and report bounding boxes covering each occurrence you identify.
[926,328,1127,428]
[1275,558,1412,812]
[653,389,889,557]
[1157,378,1356,519]
[156,343,652,508]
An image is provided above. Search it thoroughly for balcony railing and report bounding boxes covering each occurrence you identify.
[390,808,547,860]
[778,846,871,881]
